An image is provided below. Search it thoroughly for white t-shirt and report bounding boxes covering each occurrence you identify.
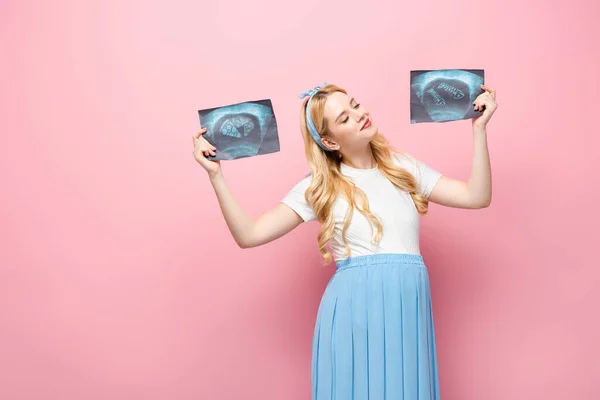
[280,153,443,262]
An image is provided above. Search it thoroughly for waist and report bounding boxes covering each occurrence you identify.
[335,253,425,272]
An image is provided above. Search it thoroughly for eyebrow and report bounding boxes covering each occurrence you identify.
[335,98,356,123]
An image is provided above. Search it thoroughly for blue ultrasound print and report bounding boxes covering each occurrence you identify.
[198,99,280,161]
[410,69,485,124]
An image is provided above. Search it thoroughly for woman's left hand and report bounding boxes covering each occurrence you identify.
[472,85,498,129]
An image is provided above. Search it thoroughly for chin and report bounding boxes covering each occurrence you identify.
[364,125,379,139]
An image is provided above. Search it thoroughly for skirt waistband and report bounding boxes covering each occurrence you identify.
[335,253,425,272]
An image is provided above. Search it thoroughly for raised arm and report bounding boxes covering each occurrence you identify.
[209,173,303,248]
[193,128,303,249]
[428,85,497,209]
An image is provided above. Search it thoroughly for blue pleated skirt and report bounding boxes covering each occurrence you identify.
[312,253,441,400]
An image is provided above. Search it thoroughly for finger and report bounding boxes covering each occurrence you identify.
[474,93,487,105]
[195,128,208,139]
[200,138,216,151]
[474,99,486,112]
[483,100,496,112]
[476,94,491,109]
[480,100,490,112]
[481,85,496,95]
[200,137,214,146]
[201,146,215,155]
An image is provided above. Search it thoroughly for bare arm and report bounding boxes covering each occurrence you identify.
[429,126,492,209]
[428,85,496,209]
[193,127,303,248]
[209,172,303,248]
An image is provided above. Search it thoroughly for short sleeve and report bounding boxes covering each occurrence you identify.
[393,153,443,198]
[280,174,316,222]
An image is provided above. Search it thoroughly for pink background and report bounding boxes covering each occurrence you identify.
[1,0,599,399]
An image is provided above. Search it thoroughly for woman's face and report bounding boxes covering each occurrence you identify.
[321,91,378,152]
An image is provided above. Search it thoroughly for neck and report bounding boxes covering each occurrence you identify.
[341,147,377,170]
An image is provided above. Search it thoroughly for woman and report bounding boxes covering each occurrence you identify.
[193,83,497,399]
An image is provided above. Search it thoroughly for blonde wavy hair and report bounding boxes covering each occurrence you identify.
[299,84,431,264]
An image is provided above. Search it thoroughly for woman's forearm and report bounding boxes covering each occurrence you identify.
[467,127,492,207]
[209,172,255,248]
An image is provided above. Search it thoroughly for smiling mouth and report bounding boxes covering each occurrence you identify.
[361,118,371,130]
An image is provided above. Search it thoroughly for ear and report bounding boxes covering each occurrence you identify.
[321,137,340,151]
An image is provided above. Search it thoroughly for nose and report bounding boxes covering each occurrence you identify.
[356,109,367,122]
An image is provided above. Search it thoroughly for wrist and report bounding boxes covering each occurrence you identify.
[209,170,224,183]
[473,125,487,134]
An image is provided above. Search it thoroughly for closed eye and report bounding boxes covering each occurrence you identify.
[342,103,361,123]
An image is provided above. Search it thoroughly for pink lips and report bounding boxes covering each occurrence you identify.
[361,118,372,130]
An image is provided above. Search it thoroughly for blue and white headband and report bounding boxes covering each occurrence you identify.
[298,82,332,152]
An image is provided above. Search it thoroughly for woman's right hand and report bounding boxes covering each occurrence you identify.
[193,128,221,178]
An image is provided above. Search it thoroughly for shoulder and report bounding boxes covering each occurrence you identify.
[391,151,419,174]
[294,172,313,188]
[284,172,313,197]
[281,172,316,222]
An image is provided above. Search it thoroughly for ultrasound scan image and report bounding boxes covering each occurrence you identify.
[410,69,485,124]
[198,99,280,161]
